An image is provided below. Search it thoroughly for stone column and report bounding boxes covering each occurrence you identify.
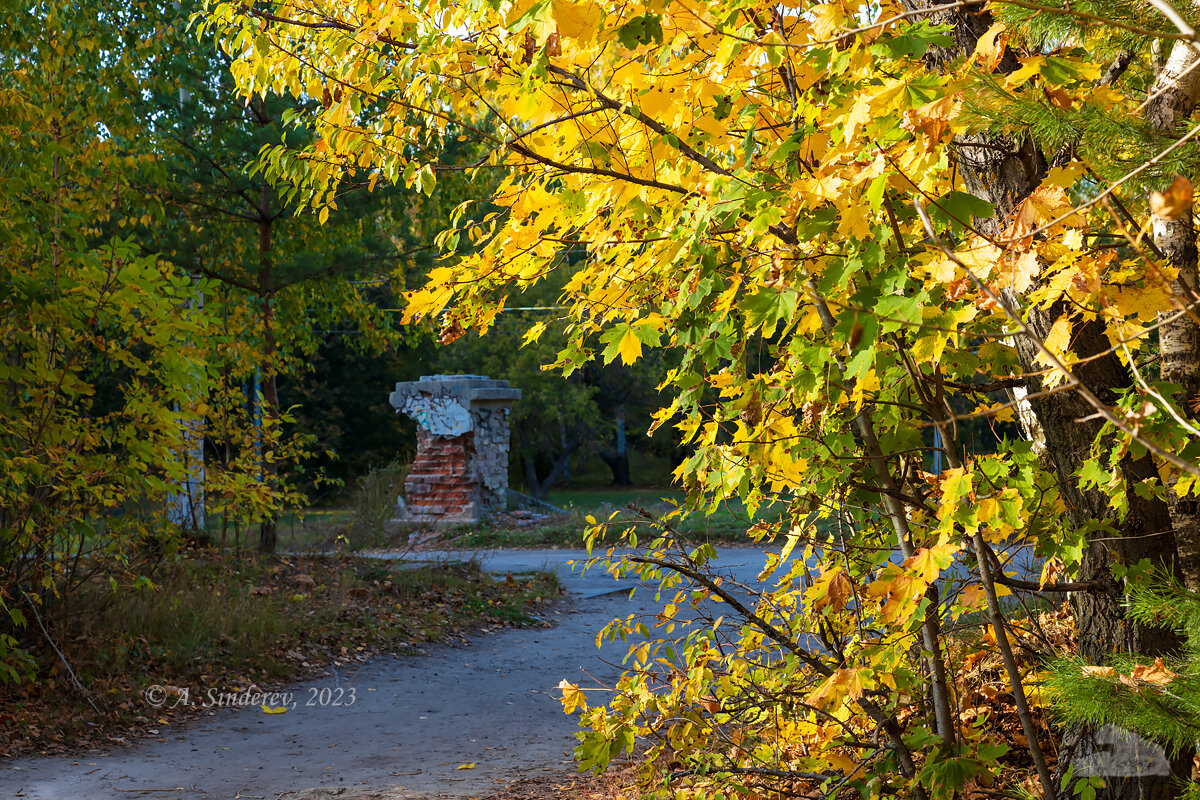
[388,375,520,525]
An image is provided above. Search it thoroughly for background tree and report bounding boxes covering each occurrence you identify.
[208,0,1200,797]
[585,358,668,487]
[138,4,408,551]
[0,2,221,683]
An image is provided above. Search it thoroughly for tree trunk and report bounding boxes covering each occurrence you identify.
[560,422,572,486]
[1147,41,1200,591]
[257,180,277,554]
[600,405,632,486]
[900,1,1186,795]
[523,438,579,500]
[523,454,544,500]
[169,284,206,538]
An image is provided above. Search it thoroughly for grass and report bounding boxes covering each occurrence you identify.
[440,491,788,550]
[1,551,560,756]
[448,517,586,549]
[546,487,686,510]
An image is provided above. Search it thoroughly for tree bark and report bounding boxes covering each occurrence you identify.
[600,405,632,486]
[1147,41,1200,591]
[257,180,278,554]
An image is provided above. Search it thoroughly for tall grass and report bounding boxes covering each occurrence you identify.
[340,460,410,550]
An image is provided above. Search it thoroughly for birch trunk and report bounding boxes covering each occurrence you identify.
[1148,41,1200,591]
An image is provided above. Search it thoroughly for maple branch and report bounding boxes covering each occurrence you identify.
[628,556,822,669]
[900,351,1055,799]
[543,65,799,245]
[847,480,935,513]
[507,105,608,148]
[992,574,1107,593]
[22,592,103,716]
[668,766,843,781]
[806,281,957,748]
[1089,169,1167,260]
[505,141,689,196]
[940,376,1028,393]
[189,263,259,294]
[883,195,906,254]
[544,66,733,178]
[244,6,416,49]
[625,554,927,794]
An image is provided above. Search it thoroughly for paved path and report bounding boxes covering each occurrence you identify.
[0,548,773,800]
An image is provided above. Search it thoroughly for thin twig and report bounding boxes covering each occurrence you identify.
[22,592,102,716]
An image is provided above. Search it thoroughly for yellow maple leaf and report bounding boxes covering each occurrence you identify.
[808,667,869,709]
[959,584,988,611]
[1044,161,1087,188]
[1003,55,1045,90]
[970,22,1008,71]
[551,0,601,41]
[617,326,642,365]
[903,547,947,583]
[866,567,922,624]
[1037,316,1073,388]
[557,679,589,713]
[808,4,845,40]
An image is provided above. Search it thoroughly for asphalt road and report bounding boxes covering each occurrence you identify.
[0,547,773,800]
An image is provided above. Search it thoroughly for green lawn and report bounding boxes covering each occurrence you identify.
[546,487,686,510]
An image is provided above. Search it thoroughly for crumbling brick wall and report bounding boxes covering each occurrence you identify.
[403,432,477,521]
[388,375,520,525]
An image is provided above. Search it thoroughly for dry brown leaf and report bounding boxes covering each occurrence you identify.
[1039,556,1065,590]
[946,275,972,300]
[1080,665,1117,679]
[1004,185,1079,251]
[1042,86,1073,110]
[1150,175,1193,220]
[1129,657,1177,686]
[812,568,853,612]
[826,570,853,612]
